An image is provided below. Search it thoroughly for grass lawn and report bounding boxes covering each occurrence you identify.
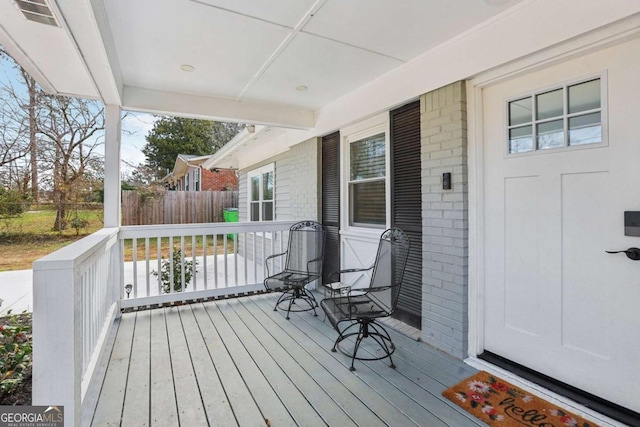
[123,235,236,262]
[0,209,103,271]
[0,209,235,271]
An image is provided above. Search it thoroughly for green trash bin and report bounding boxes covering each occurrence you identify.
[223,208,239,240]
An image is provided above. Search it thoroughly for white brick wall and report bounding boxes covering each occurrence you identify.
[420,81,469,359]
[238,137,320,222]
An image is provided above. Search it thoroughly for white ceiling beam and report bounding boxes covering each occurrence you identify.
[236,0,327,100]
[54,0,123,105]
[123,86,315,129]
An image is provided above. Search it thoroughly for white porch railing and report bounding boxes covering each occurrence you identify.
[32,221,296,426]
[32,228,121,427]
[119,221,295,309]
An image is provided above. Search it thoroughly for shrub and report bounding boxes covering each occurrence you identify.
[0,312,32,397]
[0,188,29,218]
[0,189,30,233]
[153,248,197,294]
[69,216,90,236]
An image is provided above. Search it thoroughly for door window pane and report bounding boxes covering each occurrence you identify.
[507,78,603,155]
[509,97,532,126]
[509,126,533,153]
[536,89,563,120]
[569,79,600,114]
[537,120,564,150]
[350,133,385,180]
[569,112,601,146]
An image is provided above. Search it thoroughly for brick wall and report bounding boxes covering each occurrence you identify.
[275,138,320,221]
[420,81,469,359]
[238,137,320,221]
[201,168,238,191]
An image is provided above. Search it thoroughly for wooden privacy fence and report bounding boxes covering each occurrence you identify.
[122,190,238,225]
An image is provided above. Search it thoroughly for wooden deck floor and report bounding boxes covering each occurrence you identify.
[91,293,486,427]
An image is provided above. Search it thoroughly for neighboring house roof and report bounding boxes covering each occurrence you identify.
[162,154,214,186]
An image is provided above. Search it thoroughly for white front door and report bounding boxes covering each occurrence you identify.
[481,39,640,413]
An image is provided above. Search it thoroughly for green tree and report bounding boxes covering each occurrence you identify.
[142,116,243,180]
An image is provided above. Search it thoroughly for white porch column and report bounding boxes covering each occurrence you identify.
[104,105,122,227]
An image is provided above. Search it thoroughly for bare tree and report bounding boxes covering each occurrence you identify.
[23,70,39,202]
[0,79,29,170]
[0,48,41,200]
[37,94,104,230]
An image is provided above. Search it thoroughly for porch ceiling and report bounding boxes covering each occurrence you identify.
[0,0,523,127]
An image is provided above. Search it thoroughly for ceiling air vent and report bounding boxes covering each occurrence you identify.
[13,0,59,27]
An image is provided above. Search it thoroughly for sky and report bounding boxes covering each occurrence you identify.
[0,51,155,177]
[120,111,157,172]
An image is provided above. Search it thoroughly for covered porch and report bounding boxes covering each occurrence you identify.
[32,220,483,426]
[2,0,639,425]
[91,293,481,427]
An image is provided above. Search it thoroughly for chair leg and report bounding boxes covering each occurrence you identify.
[274,287,319,319]
[285,290,296,320]
[332,319,396,371]
[274,290,290,311]
[349,323,367,371]
[302,288,318,316]
[332,321,358,353]
[369,331,395,369]
[369,321,396,368]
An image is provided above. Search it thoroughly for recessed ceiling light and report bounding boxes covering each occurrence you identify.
[296,85,308,91]
[180,64,195,72]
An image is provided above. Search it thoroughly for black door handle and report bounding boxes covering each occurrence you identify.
[606,247,640,261]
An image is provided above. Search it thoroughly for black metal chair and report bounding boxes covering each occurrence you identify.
[264,220,326,319]
[320,228,410,371]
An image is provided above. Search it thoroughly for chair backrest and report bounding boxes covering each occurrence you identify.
[367,228,411,315]
[284,220,326,276]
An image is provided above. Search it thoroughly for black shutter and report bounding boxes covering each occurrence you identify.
[322,131,340,284]
[391,101,422,329]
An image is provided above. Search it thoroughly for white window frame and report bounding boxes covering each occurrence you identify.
[505,73,608,157]
[194,167,200,191]
[342,118,390,233]
[247,163,275,222]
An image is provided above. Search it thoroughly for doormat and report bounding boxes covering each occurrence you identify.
[442,371,599,427]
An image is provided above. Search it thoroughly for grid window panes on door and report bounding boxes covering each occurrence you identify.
[508,78,602,154]
[250,165,274,221]
[349,132,386,227]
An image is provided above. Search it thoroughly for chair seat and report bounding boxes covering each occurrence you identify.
[264,271,318,291]
[321,295,388,328]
